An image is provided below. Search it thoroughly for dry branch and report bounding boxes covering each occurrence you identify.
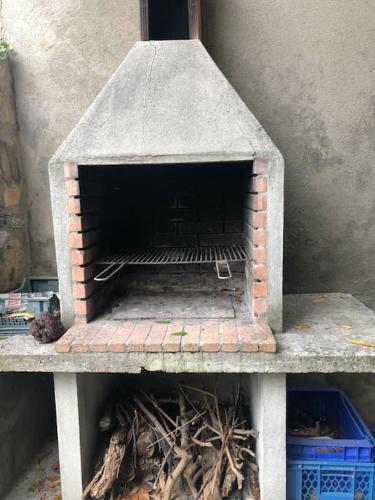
[84,429,128,499]
[85,385,259,500]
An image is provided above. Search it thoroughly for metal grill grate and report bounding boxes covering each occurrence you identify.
[98,245,247,266]
[95,245,248,281]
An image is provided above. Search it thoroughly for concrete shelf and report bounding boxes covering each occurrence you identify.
[0,294,374,374]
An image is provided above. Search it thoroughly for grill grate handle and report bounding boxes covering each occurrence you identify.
[215,259,232,280]
[94,261,128,281]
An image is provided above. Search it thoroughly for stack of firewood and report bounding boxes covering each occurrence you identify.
[84,385,259,500]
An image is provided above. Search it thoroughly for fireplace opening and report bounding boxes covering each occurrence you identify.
[70,161,263,323]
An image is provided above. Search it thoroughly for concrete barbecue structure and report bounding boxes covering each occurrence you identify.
[49,41,284,351]
[0,2,374,500]
[46,35,286,497]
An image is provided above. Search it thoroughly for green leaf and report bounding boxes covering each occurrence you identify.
[0,336,8,340]
[170,331,188,337]
[155,320,171,324]
[0,41,13,60]
[27,481,37,493]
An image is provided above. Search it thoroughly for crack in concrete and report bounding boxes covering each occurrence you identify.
[140,41,157,151]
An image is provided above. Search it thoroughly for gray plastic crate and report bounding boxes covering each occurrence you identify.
[14,276,59,294]
[0,276,59,335]
[0,313,29,335]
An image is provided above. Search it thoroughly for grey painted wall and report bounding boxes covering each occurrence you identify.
[202,0,375,308]
[2,0,375,307]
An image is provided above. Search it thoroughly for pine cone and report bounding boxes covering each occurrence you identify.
[30,311,65,343]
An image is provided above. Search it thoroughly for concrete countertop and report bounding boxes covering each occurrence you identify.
[0,293,374,374]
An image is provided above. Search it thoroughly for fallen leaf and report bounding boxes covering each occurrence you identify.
[170,331,188,336]
[155,320,170,324]
[336,322,352,329]
[47,476,60,483]
[121,486,150,500]
[27,481,38,493]
[312,297,325,304]
[348,339,375,348]
[37,479,45,492]
[54,495,62,500]
[294,323,312,331]
[47,477,61,489]
[232,290,244,302]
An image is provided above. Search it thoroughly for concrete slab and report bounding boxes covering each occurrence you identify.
[110,291,235,319]
[0,294,375,373]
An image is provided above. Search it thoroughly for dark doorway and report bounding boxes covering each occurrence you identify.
[148,0,189,40]
[140,0,201,41]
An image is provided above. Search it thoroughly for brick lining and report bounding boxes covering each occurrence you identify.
[55,318,276,353]
[65,164,111,322]
[243,158,269,321]
[65,159,271,333]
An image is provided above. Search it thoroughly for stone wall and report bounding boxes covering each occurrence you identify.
[0,58,30,290]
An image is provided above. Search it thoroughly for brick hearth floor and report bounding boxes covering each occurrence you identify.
[55,318,276,354]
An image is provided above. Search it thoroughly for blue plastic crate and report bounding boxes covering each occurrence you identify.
[287,387,375,462]
[288,460,375,500]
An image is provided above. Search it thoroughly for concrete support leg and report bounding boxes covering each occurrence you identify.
[54,372,115,499]
[54,373,83,500]
[247,373,286,500]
